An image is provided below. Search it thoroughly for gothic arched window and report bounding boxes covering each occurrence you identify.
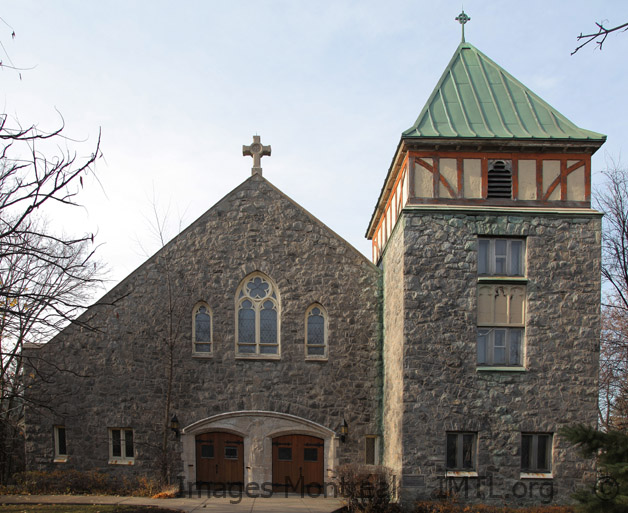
[193,302,212,356]
[236,273,280,357]
[305,304,328,359]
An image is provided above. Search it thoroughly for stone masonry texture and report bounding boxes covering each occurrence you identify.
[24,174,382,480]
[386,210,600,504]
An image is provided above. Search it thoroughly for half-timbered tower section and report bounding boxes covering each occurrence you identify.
[367,41,605,503]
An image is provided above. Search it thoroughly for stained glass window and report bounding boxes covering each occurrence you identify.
[193,304,212,354]
[306,305,327,358]
[236,273,279,356]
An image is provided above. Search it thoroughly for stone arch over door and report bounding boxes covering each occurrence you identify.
[181,411,337,489]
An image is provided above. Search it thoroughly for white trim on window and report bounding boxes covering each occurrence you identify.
[305,303,328,360]
[192,302,213,357]
[108,428,135,465]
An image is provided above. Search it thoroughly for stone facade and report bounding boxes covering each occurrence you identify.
[381,210,600,503]
[24,174,382,486]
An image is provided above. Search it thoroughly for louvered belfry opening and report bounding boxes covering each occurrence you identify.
[487,160,513,199]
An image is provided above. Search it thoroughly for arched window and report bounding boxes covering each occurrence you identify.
[192,303,212,355]
[305,304,328,359]
[236,273,280,357]
[487,160,512,199]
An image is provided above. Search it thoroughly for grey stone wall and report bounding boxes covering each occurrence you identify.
[393,210,600,505]
[24,174,383,480]
[381,219,405,482]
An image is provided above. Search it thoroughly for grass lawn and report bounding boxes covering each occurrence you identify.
[1,506,183,513]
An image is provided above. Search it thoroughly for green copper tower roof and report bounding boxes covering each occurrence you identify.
[403,42,606,142]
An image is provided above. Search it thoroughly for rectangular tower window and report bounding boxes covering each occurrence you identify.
[477,328,523,366]
[478,238,525,276]
[477,238,526,369]
[521,433,552,473]
[446,432,476,471]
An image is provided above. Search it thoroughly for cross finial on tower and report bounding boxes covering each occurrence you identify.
[455,10,470,43]
[242,135,271,176]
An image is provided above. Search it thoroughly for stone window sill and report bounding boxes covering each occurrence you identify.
[191,353,213,359]
[476,366,527,372]
[109,459,135,465]
[235,354,281,361]
[305,356,328,362]
[53,457,67,463]
[477,276,527,283]
[520,472,553,479]
[446,471,478,478]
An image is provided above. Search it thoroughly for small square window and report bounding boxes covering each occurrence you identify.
[278,447,292,461]
[446,432,476,471]
[109,428,134,464]
[201,445,214,459]
[478,239,525,276]
[225,446,238,460]
[304,448,318,462]
[477,328,523,366]
[521,433,552,473]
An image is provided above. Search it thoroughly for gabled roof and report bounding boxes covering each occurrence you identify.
[402,42,606,142]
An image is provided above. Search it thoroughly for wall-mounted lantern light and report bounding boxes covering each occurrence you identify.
[340,418,349,443]
[170,414,180,438]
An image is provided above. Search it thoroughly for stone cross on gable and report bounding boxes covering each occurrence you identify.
[242,135,271,176]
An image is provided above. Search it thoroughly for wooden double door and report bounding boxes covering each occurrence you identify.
[272,434,324,493]
[195,432,244,486]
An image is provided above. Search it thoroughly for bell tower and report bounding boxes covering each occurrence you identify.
[371,14,605,504]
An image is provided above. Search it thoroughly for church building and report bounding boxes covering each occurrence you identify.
[23,26,604,505]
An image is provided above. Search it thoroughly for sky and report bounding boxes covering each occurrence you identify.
[1,1,627,294]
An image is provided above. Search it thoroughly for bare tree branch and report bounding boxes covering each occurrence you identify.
[594,164,628,431]
[0,113,104,483]
[572,20,628,55]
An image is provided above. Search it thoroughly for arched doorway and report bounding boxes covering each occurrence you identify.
[195,432,244,486]
[181,411,337,490]
[272,434,324,493]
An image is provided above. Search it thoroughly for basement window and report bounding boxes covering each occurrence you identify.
[109,428,134,464]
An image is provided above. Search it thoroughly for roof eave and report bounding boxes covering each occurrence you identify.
[401,135,607,153]
[366,139,407,239]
